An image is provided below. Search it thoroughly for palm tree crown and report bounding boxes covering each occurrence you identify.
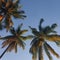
[29,18,60,60]
[0,0,26,31]
[0,23,33,59]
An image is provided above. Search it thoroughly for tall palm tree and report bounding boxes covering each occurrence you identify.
[0,0,26,31]
[0,23,33,59]
[29,18,60,60]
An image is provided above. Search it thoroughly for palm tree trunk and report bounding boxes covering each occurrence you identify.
[38,46,43,60]
[0,42,14,59]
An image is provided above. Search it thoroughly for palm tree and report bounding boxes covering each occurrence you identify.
[0,23,33,59]
[29,18,60,60]
[0,0,26,31]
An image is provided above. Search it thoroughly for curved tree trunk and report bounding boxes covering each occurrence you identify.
[0,42,14,59]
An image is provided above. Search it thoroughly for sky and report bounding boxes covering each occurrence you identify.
[0,0,60,60]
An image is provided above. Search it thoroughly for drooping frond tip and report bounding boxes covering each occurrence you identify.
[17,23,23,30]
[40,18,44,24]
[29,26,32,29]
[51,23,57,29]
[39,18,44,31]
[45,42,60,58]
[55,41,60,46]
[29,26,37,31]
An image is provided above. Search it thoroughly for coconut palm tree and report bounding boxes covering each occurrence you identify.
[29,18,60,60]
[0,0,26,31]
[0,23,33,59]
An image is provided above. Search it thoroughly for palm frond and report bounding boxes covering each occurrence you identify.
[30,45,37,60]
[1,37,15,48]
[29,37,38,55]
[8,42,17,53]
[5,0,12,8]
[43,26,52,34]
[12,11,25,14]
[10,27,16,35]
[32,54,37,60]
[30,37,37,45]
[38,46,43,60]
[7,42,15,52]
[39,18,44,31]
[29,43,37,60]
[44,43,52,60]
[17,37,26,49]
[29,26,37,31]
[19,30,28,35]
[4,15,13,31]
[38,39,44,47]
[14,43,17,53]
[16,23,23,33]
[0,35,14,40]
[43,26,57,35]
[2,40,9,48]
[45,35,60,41]
[20,35,33,40]
[13,0,20,8]
[45,42,59,58]
[13,13,26,19]
[55,41,60,46]
[29,26,40,36]
[0,42,14,59]
[51,23,57,29]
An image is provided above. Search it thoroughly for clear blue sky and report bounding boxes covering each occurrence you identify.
[0,0,60,60]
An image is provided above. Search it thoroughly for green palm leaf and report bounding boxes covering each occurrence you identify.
[38,46,43,60]
[51,23,57,29]
[29,38,38,55]
[20,35,33,40]
[12,13,26,19]
[15,43,17,53]
[29,45,37,60]
[32,54,37,60]
[45,42,59,58]
[10,27,16,35]
[43,26,57,35]
[44,43,52,60]
[19,30,28,35]
[29,26,40,36]
[55,41,60,46]
[15,36,26,50]
[45,35,60,41]
[0,42,14,59]
[13,0,20,8]
[7,42,15,52]
[39,18,44,31]
[16,23,23,33]
[30,37,38,45]
[0,35,14,40]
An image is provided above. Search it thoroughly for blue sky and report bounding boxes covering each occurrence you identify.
[0,0,60,60]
